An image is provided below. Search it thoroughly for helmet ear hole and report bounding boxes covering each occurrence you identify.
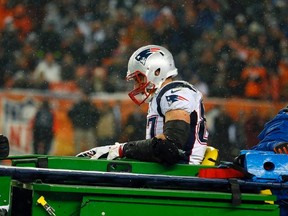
[155,68,160,76]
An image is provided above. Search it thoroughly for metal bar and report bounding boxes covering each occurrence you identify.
[0,165,287,191]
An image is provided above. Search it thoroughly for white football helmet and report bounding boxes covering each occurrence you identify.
[126,45,178,105]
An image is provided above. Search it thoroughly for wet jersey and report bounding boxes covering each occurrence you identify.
[146,81,208,164]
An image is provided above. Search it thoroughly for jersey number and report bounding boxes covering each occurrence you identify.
[198,101,208,143]
[147,116,157,138]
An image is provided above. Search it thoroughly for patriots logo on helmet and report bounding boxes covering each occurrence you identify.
[166,94,188,106]
[135,48,162,65]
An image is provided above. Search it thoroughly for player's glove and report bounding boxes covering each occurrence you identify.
[273,142,288,154]
[90,142,125,160]
[76,145,111,158]
[106,142,125,160]
[77,143,126,160]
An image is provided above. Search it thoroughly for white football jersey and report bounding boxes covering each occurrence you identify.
[146,81,208,164]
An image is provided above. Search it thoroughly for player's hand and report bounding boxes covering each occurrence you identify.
[0,134,9,158]
[77,143,126,160]
[106,142,125,160]
[76,145,111,158]
[274,142,288,154]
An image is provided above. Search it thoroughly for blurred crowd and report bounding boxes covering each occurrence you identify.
[206,104,272,161]
[0,0,288,100]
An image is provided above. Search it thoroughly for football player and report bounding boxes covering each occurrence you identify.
[77,45,208,165]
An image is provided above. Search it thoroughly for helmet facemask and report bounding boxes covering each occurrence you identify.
[126,71,156,106]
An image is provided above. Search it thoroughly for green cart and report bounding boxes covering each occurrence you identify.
[0,155,280,216]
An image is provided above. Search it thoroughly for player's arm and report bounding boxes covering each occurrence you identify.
[78,109,191,165]
[120,109,191,165]
[156,109,190,148]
